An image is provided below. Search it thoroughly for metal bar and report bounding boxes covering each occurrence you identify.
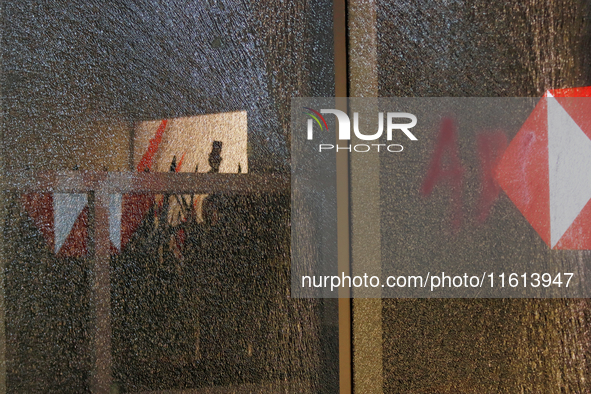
[89,191,113,393]
[0,192,7,394]
[347,0,383,392]
[2,172,290,194]
[333,0,352,393]
[0,8,7,389]
[0,9,7,389]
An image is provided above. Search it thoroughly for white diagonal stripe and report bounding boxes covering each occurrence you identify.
[548,96,591,247]
[109,194,122,251]
[54,193,87,253]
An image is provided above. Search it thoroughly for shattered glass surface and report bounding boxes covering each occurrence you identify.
[1,0,338,392]
[376,0,591,392]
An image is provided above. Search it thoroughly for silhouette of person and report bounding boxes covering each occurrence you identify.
[208,141,222,173]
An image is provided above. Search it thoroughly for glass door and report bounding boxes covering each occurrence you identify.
[1,1,341,392]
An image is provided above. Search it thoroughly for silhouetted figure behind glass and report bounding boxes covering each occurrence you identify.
[208,141,222,173]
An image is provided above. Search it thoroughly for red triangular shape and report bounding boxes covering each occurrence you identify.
[22,192,156,256]
[22,193,55,252]
[495,98,551,246]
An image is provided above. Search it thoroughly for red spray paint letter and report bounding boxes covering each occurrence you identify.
[476,132,508,224]
[421,117,465,231]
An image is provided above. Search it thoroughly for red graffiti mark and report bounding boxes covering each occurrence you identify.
[137,119,168,172]
[476,132,508,224]
[175,152,186,172]
[420,117,465,231]
[121,119,169,250]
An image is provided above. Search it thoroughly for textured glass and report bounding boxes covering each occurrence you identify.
[294,96,591,298]
[1,0,338,392]
[374,0,591,392]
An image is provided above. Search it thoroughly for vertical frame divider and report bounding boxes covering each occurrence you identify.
[334,0,352,393]
[0,5,7,389]
[348,0,384,393]
[89,189,113,394]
